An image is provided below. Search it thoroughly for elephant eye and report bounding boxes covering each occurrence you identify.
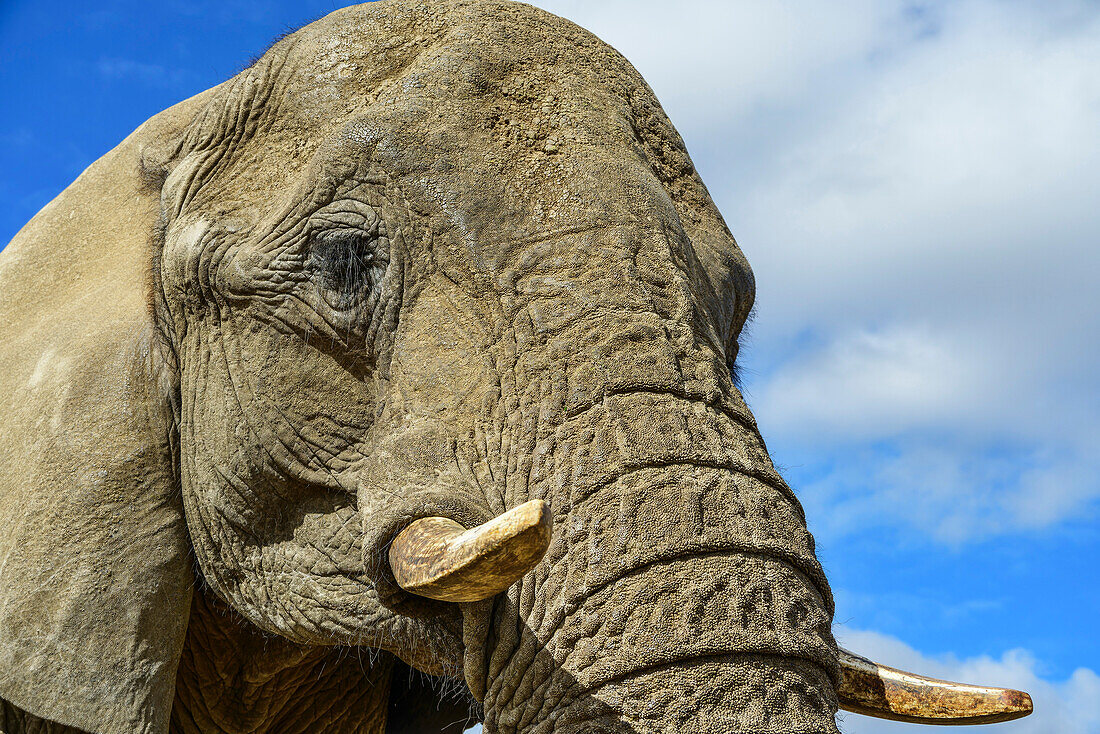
[308,226,384,309]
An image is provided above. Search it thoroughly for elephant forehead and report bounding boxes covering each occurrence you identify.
[282,2,666,177]
[293,6,664,169]
[175,0,684,245]
[172,0,747,317]
[288,0,642,101]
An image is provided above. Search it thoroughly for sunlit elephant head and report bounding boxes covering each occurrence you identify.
[0,2,1031,732]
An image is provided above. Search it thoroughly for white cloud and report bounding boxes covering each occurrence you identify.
[753,324,991,439]
[737,1,1100,336]
[749,323,1100,542]
[795,439,1100,543]
[835,627,1100,734]
[96,58,187,88]
[529,0,896,134]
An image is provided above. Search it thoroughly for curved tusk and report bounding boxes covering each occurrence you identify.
[837,647,1033,725]
[388,500,553,603]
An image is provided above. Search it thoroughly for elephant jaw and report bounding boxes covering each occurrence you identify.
[387,506,1033,727]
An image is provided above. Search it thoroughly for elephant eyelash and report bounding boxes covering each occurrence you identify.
[308,227,384,309]
[727,348,744,390]
[727,305,756,391]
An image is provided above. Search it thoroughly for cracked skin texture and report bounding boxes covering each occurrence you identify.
[0,1,840,732]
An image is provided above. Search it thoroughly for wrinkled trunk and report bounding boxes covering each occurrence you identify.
[460,290,841,731]
[475,391,840,733]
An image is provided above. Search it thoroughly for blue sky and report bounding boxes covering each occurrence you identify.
[2,1,1097,732]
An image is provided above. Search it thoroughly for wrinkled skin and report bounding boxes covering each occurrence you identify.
[0,1,841,732]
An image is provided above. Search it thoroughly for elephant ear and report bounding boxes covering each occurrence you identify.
[0,90,212,734]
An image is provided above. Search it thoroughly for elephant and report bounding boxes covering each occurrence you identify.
[0,1,1032,732]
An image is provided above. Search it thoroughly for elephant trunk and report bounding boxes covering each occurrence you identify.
[476,389,842,733]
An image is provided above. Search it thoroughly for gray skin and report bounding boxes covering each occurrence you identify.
[0,1,840,732]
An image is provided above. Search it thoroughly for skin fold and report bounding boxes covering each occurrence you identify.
[0,1,842,732]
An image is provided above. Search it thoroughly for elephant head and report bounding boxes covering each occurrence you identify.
[0,1,1031,732]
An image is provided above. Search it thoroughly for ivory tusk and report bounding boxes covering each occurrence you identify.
[388,500,553,603]
[837,647,1033,725]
